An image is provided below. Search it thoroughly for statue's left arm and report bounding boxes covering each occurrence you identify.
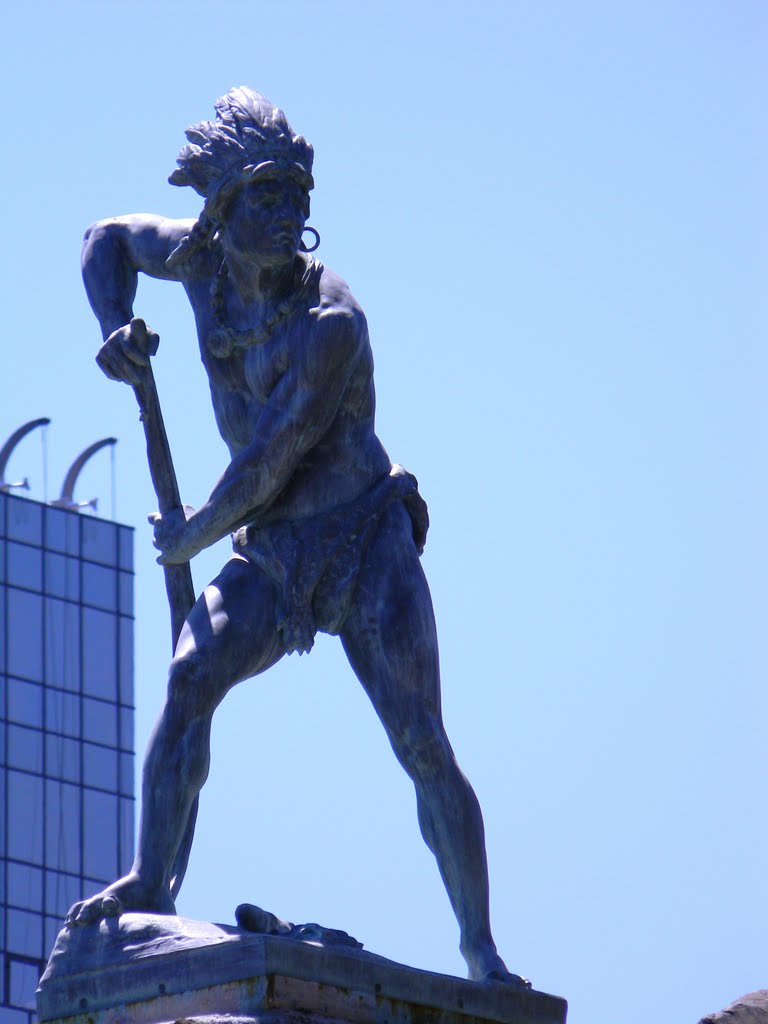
[152,311,363,563]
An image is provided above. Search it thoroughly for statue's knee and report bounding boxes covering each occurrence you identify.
[166,654,214,717]
[392,717,450,777]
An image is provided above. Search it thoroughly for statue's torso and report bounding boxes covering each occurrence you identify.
[182,262,391,525]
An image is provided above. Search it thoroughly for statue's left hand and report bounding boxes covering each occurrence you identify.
[97,318,159,387]
[148,504,196,564]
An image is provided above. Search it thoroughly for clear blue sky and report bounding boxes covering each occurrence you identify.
[2,3,766,1023]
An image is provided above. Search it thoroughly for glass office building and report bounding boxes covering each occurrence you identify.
[0,491,135,1023]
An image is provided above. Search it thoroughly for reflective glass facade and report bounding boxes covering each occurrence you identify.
[0,493,135,1023]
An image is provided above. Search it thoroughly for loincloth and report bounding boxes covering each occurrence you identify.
[232,465,428,655]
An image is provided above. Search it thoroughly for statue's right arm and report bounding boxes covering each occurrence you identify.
[82,215,195,383]
[82,214,194,338]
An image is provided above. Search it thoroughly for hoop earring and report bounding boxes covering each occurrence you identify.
[300,226,320,252]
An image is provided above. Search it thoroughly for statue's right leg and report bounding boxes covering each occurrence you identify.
[66,555,284,926]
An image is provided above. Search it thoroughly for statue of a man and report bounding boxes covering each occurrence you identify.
[68,87,523,986]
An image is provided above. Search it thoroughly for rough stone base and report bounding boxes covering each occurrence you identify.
[699,990,768,1024]
[37,914,567,1024]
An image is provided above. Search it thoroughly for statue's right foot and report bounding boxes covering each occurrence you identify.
[235,903,293,936]
[65,872,176,927]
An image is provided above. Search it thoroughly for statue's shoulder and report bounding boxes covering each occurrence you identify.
[314,263,368,337]
[301,263,370,375]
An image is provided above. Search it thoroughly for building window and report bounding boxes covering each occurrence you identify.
[44,689,80,740]
[6,680,43,731]
[7,772,44,865]
[6,544,42,592]
[6,591,43,682]
[5,955,43,1011]
[45,733,80,785]
[80,519,117,567]
[82,743,118,792]
[44,872,83,921]
[44,507,79,556]
[82,698,118,748]
[44,553,79,602]
[7,864,43,914]
[82,789,119,882]
[118,527,133,571]
[6,498,42,546]
[6,910,43,961]
[82,609,118,702]
[6,726,43,775]
[82,563,118,613]
[44,599,80,692]
[44,780,81,876]
[118,619,134,707]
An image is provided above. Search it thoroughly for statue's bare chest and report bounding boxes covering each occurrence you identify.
[241,331,291,403]
[199,329,295,453]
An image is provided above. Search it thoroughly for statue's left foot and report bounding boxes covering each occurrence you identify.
[465,947,532,989]
[482,968,532,989]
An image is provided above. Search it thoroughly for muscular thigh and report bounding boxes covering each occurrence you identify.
[340,502,443,737]
[173,554,285,694]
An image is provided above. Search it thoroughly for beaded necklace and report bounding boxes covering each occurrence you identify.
[207,254,321,358]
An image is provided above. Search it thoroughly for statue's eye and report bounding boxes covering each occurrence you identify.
[248,182,285,208]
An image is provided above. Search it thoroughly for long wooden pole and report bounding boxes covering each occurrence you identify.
[132,369,196,648]
[128,318,197,899]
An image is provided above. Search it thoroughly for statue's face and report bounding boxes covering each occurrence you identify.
[219,170,310,266]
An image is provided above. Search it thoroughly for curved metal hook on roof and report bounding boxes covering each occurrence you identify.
[0,417,51,492]
[50,437,117,512]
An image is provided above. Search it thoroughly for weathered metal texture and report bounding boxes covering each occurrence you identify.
[73,85,542,989]
[38,916,567,1024]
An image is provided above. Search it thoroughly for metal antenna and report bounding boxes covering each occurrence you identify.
[110,441,117,520]
[42,421,49,502]
[0,417,52,492]
[49,437,118,512]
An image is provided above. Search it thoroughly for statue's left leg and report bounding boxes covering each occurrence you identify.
[340,503,527,986]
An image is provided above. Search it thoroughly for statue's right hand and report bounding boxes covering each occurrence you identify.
[96,317,160,386]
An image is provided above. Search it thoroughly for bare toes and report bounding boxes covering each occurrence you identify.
[74,900,101,927]
[65,902,83,927]
[485,970,531,990]
[101,895,122,918]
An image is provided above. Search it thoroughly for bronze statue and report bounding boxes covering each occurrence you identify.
[68,87,525,987]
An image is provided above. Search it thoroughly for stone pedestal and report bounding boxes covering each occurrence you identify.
[37,915,567,1024]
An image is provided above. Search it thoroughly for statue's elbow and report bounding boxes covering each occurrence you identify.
[82,222,97,265]
[83,218,109,247]
[81,218,123,265]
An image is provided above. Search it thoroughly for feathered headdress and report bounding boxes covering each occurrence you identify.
[169,87,314,200]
